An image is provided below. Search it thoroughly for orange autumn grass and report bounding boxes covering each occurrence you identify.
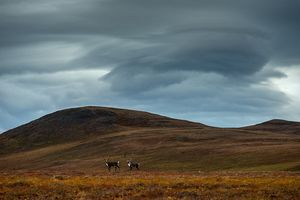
[1,171,300,199]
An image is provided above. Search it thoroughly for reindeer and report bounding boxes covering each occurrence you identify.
[127,160,140,170]
[104,159,120,171]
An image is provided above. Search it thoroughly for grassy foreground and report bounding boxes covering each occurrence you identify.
[0,171,299,199]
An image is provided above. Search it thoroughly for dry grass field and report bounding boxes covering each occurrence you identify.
[1,126,300,172]
[1,107,300,199]
[1,171,300,200]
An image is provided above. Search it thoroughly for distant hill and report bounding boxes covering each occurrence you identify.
[243,119,300,134]
[0,107,300,172]
[0,106,203,154]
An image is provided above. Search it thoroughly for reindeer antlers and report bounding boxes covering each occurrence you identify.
[104,155,111,161]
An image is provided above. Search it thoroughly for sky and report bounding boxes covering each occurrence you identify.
[1,0,300,132]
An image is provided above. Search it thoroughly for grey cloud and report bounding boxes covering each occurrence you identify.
[1,0,299,75]
[1,0,300,131]
[103,29,271,93]
[104,67,187,94]
[106,71,290,127]
[0,69,112,131]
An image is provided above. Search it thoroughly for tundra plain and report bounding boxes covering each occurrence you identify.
[0,106,300,199]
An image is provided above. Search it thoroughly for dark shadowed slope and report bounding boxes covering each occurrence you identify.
[0,106,203,154]
[243,119,300,134]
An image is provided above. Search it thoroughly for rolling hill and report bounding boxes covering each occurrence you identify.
[0,106,202,154]
[0,106,300,173]
[244,119,300,134]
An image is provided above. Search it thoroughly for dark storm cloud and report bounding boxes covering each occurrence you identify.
[1,0,300,131]
[1,0,299,75]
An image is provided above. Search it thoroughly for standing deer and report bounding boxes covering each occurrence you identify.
[104,159,120,171]
[127,160,140,170]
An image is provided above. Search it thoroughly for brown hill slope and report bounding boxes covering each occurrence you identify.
[0,107,300,172]
[0,106,202,154]
[243,119,300,134]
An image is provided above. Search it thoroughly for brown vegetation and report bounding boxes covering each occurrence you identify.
[0,171,299,199]
[1,106,300,199]
[0,106,300,172]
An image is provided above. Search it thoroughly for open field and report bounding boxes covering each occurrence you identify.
[1,107,300,172]
[0,171,299,199]
[1,107,300,199]
[1,126,300,172]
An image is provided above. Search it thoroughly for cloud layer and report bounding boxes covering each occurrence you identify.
[1,0,300,131]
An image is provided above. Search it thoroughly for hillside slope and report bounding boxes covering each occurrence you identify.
[244,119,300,134]
[0,107,300,172]
[0,106,203,154]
